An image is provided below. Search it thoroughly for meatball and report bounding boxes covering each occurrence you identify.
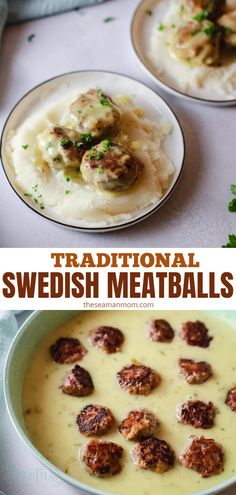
[81,439,123,477]
[171,21,221,66]
[119,409,159,441]
[225,387,236,412]
[147,319,174,343]
[183,0,221,15]
[181,320,213,348]
[178,358,212,385]
[180,436,224,477]
[50,337,87,364]
[224,0,236,13]
[80,140,144,192]
[218,11,236,47]
[62,365,94,397]
[176,400,216,429]
[117,363,160,395]
[132,437,175,473]
[37,126,85,170]
[77,405,115,436]
[70,89,122,140]
[88,326,124,353]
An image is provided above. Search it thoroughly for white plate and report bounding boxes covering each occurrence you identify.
[0,70,185,233]
[131,0,236,106]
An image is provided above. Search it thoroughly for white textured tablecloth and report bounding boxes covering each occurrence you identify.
[0,0,235,247]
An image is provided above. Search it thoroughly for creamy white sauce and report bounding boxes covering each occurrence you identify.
[23,310,236,495]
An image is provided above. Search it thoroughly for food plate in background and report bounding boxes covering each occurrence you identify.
[131,0,236,106]
[0,71,184,233]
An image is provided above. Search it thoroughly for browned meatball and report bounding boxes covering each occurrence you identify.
[88,326,124,353]
[81,439,123,477]
[132,437,175,473]
[62,365,94,397]
[181,321,213,348]
[119,409,159,441]
[178,359,212,385]
[147,319,174,343]
[180,436,224,478]
[81,141,144,192]
[226,387,236,412]
[50,337,87,364]
[117,364,160,395]
[38,126,86,170]
[70,89,122,140]
[77,405,115,436]
[176,400,216,429]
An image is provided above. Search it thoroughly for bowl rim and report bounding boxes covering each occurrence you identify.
[0,69,185,233]
[130,0,236,107]
[4,309,236,495]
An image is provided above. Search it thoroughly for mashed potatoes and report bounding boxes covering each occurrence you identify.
[5,89,175,228]
[149,1,236,100]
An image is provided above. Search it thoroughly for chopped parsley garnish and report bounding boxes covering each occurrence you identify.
[60,138,72,147]
[89,152,96,159]
[228,198,236,212]
[102,138,112,151]
[222,234,236,248]
[98,168,105,175]
[81,132,92,144]
[99,89,104,97]
[97,151,104,160]
[75,141,84,148]
[28,34,35,42]
[193,10,209,21]
[32,184,38,192]
[146,9,153,16]
[65,176,71,182]
[180,4,185,13]
[24,185,44,209]
[100,97,111,106]
[158,23,165,31]
[231,184,236,195]
[191,28,201,36]
[103,16,115,23]
[223,26,233,34]
[22,144,29,150]
[24,193,32,197]
[202,21,219,38]
[65,189,71,195]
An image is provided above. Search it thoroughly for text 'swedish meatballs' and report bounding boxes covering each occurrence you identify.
[132,437,175,473]
[147,319,175,343]
[62,365,94,397]
[176,400,216,429]
[226,387,236,412]
[178,358,212,385]
[117,363,161,395]
[81,439,123,477]
[180,436,224,478]
[80,140,144,192]
[181,321,213,348]
[77,405,115,436]
[70,89,122,140]
[88,326,124,353]
[50,337,87,364]
[37,126,86,170]
[119,409,159,441]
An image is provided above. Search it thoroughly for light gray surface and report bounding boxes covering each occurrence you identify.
[0,310,236,495]
[0,0,235,247]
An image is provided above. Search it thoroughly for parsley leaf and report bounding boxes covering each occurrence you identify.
[22,144,29,150]
[193,10,209,21]
[222,234,236,248]
[103,17,115,23]
[100,97,111,106]
[231,184,236,195]
[158,23,165,31]
[228,198,236,212]
[28,34,35,42]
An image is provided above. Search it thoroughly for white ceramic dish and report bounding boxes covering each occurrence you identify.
[131,0,236,106]
[0,70,185,233]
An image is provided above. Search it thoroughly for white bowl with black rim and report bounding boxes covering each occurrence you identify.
[0,70,185,233]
